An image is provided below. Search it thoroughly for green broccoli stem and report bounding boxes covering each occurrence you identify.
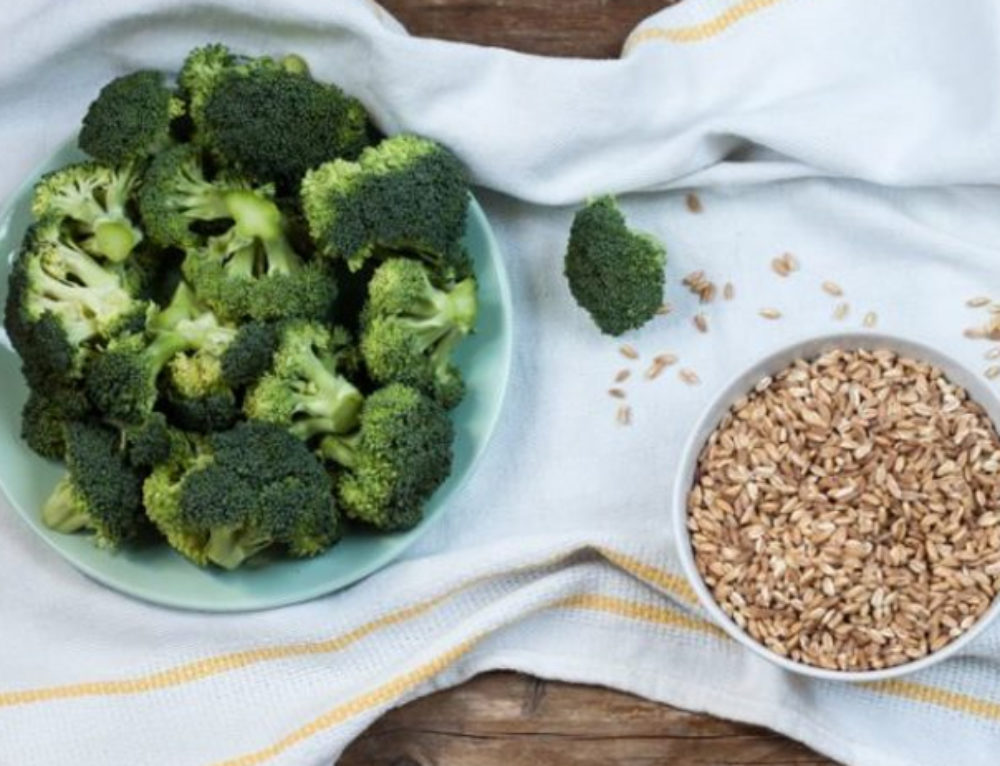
[205,525,273,569]
[41,476,88,532]
[317,432,360,469]
[150,282,200,332]
[46,243,120,288]
[224,190,302,275]
[294,351,364,433]
[89,220,140,263]
[178,166,233,221]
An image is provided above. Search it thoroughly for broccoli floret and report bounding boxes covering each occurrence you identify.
[4,220,150,387]
[301,135,468,271]
[31,161,143,263]
[244,321,363,442]
[160,351,239,433]
[143,421,340,568]
[122,412,173,468]
[181,189,337,321]
[198,58,370,191]
[79,71,183,164]
[85,282,236,423]
[137,145,241,249]
[178,44,240,133]
[41,421,145,547]
[20,385,91,461]
[360,258,476,409]
[564,196,666,337]
[319,384,453,530]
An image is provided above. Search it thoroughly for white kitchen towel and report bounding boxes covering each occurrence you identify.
[2,1,1000,764]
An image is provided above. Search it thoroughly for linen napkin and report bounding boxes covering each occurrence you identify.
[3,1,1000,764]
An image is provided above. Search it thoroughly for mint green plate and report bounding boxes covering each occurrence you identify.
[0,141,513,612]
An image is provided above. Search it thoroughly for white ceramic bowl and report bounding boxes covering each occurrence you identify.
[672,332,1000,681]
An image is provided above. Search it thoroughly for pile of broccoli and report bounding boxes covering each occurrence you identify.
[4,44,477,569]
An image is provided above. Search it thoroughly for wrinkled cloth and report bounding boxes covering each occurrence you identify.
[2,1,1000,764]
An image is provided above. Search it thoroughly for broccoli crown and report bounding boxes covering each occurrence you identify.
[178,44,239,131]
[320,384,453,531]
[85,282,235,423]
[301,135,469,270]
[31,161,144,263]
[220,321,278,387]
[122,412,174,468]
[200,64,370,191]
[244,320,363,442]
[180,190,337,322]
[4,221,149,386]
[79,70,183,164]
[143,421,339,568]
[159,351,239,433]
[137,144,238,248]
[359,258,477,409]
[20,386,91,461]
[564,196,666,337]
[41,421,145,547]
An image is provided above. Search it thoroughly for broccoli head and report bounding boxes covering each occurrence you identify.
[122,412,174,468]
[360,258,476,409]
[564,196,666,337]
[41,421,146,547]
[19,385,91,461]
[85,282,236,423]
[4,220,150,387]
[178,44,240,132]
[143,421,340,568]
[31,161,143,263]
[319,384,453,531]
[181,189,337,322]
[200,62,371,191]
[244,320,363,442]
[301,135,469,271]
[79,70,183,164]
[136,144,242,249]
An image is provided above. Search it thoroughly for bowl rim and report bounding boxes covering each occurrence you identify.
[671,330,1000,681]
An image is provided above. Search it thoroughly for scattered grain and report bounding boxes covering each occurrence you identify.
[724,282,735,301]
[759,308,782,320]
[986,366,1000,380]
[863,311,878,328]
[986,348,1000,360]
[679,368,700,385]
[619,344,639,360]
[783,252,800,272]
[833,302,849,321]
[771,257,791,277]
[614,369,631,383]
[688,348,1000,671]
[694,313,709,333]
[608,388,626,399]
[822,281,844,297]
[685,192,703,214]
[656,303,673,316]
[616,404,632,425]
[968,296,991,308]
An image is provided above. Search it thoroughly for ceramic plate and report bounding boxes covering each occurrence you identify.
[0,140,513,611]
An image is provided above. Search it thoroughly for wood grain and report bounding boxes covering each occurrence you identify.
[339,3,833,765]
[379,0,682,58]
[340,673,837,765]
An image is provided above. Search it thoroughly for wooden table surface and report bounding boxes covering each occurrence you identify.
[341,3,837,765]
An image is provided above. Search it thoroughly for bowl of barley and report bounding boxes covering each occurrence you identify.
[673,333,1000,680]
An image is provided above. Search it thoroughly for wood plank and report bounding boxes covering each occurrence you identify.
[379,0,682,58]
[339,672,837,765]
